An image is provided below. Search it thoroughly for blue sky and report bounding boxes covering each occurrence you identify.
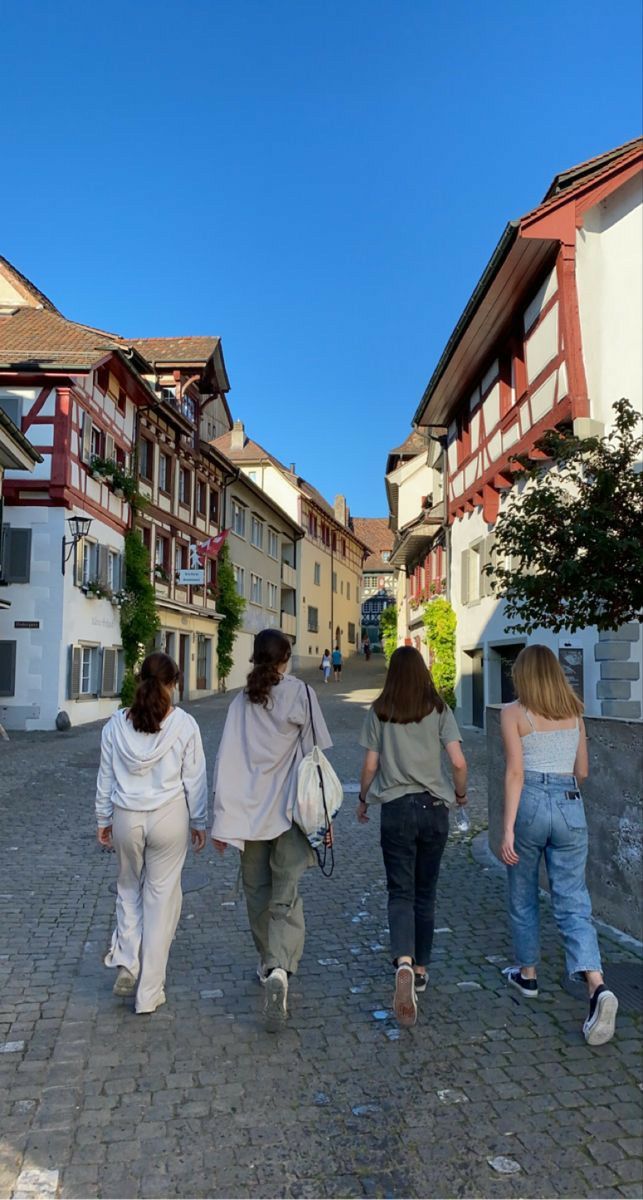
[3,1,641,515]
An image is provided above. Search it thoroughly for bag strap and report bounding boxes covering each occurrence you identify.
[303,683,334,878]
[304,682,318,747]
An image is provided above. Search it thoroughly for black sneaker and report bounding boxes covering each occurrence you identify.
[583,985,618,1046]
[503,967,538,998]
[414,972,428,994]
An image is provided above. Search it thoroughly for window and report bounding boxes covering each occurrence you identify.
[461,544,482,605]
[107,550,119,592]
[82,540,97,585]
[332,572,337,593]
[308,606,319,633]
[95,366,109,394]
[233,564,245,596]
[341,539,346,557]
[196,635,211,690]
[70,644,99,697]
[0,641,16,697]
[231,500,246,537]
[159,453,172,494]
[139,438,154,481]
[90,425,104,460]
[268,529,279,559]
[197,481,207,514]
[382,551,390,562]
[250,574,263,605]
[155,536,169,573]
[175,544,188,574]
[210,490,220,524]
[267,582,278,610]
[248,470,258,483]
[251,516,264,549]
[179,467,191,506]
[347,582,350,601]
[314,562,321,586]
[348,623,356,644]
[161,386,176,402]
[117,386,126,415]
[0,527,32,584]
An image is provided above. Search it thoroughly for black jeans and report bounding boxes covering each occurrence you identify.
[380,792,449,966]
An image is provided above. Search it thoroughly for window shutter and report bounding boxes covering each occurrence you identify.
[0,641,16,697]
[482,534,495,597]
[105,434,115,464]
[460,549,470,605]
[97,545,109,587]
[81,412,93,463]
[69,645,82,699]
[3,528,32,583]
[74,538,85,588]
[117,552,125,592]
[101,648,116,697]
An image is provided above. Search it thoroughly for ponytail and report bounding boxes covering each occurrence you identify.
[245,629,292,707]
[127,651,180,733]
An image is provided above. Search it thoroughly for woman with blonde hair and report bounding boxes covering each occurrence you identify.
[500,644,618,1045]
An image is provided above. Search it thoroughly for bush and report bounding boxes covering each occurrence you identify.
[379,604,398,664]
[422,596,457,708]
[216,542,245,689]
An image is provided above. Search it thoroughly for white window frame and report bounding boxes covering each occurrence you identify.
[159,453,170,493]
[107,550,118,592]
[250,573,263,605]
[231,500,246,538]
[82,539,97,585]
[267,582,278,610]
[233,564,245,597]
[268,529,279,559]
[314,562,321,586]
[250,516,264,550]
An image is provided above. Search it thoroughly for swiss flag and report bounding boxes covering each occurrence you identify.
[196,530,229,563]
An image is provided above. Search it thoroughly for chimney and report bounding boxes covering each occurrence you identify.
[334,494,347,526]
[231,419,245,451]
[290,463,296,474]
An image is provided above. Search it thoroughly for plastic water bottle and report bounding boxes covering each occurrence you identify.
[454,805,470,834]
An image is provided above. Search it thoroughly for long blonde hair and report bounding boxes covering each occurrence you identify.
[512,644,583,720]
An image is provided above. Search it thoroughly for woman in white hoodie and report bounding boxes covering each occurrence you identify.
[95,651,207,1014]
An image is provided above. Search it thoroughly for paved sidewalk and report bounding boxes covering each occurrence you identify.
[0,657,641,1199]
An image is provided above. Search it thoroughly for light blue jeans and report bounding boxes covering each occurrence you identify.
[506,771,602,979]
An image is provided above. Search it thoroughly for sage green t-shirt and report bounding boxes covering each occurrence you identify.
[359,704,462,807]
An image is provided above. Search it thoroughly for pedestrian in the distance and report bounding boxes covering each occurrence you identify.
[499,644,618,1045]
[362,636,371,662]
[357,646,467,1027]
[332,644,343,682]
[211,629,332,1031]
[321,649,332,683]
[95,652,207,1014]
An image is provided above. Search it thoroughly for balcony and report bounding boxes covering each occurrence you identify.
[281,611,297,637]
[159,389,197,425]
[281,562,297,589]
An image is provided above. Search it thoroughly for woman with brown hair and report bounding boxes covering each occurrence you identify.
[95,652,207,1014]
[500,644,618,1045]
[357,646,467,1027]
[211,629,332,1030]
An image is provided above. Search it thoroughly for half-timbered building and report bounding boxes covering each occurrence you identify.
[413,138,642,725]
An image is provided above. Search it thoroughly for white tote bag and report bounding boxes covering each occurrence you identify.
[294,685,343,873]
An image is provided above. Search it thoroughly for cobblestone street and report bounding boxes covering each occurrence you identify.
[1,657,641,1199]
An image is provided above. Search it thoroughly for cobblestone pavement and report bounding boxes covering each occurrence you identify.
[1,657,641,1200]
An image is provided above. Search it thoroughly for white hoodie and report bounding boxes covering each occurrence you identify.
[95,707,208,829]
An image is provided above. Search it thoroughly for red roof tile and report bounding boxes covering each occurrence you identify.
[352,517,395,571]
[130,336,221,365]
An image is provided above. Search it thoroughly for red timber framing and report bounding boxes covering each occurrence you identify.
[434,142,643,527]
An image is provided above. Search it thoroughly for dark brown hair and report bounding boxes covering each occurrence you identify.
[373,645,444,724]
[127,651,180,733]
[246,629,292,707]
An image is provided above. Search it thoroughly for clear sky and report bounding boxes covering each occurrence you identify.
[2,1,641,515]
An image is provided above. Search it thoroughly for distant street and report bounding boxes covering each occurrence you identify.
[0,656,641,1199]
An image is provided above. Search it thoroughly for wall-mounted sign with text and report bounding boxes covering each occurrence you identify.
[179,569,205,585]
[558,645,584,701]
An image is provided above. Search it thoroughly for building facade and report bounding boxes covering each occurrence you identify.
[411,139,642,725]
[214,423,368,669]
[351,517,395,647]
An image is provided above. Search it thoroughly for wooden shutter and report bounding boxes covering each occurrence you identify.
[3,528,32,583]
[81,412,93,463]
[69,645,82,699]
[101,648,116,697]
[0,641,16,697]
[460,549,470,606]
[105,434,115,464]
[97,545,109,588]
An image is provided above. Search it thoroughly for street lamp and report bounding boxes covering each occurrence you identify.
[62,515,93,575]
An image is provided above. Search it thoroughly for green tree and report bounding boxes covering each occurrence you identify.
[119,531,160,704]
[422,596,457,708]
[216,541,245,690]
[485,399,643,633]
[379,604,398,664]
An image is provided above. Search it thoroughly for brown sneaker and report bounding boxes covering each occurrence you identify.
[393,964,417,1027]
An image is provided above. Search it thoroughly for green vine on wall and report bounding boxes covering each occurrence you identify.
[119,531,160,705]
[422,596,457,709]
[379,604,398,664]
[216,542,246,690]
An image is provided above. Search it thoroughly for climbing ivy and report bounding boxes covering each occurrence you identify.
[119,531,160,705]
[216,541,246,690]
[379,604,398,664]
[422,596,457,709]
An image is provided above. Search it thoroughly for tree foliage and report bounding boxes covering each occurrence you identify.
[422,596,457,708]
[379,604,398,663]
[119,531,160,705]
[216,541,246,689]
[486,399,643,633]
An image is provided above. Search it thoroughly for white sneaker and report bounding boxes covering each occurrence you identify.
[393,963,417,1028]
[264,968,288,1031]
[112,967,137,996]
[136,989,166,1015]
[256,960,270,986]
[583,986,618,1046]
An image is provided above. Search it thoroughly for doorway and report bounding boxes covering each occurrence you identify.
[471,649,484,728]
[179,634,190,700]
[499,644,524,703]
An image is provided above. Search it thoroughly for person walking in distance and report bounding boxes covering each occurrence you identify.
[95,652,207,1014]
[499,644,618,1045]
[332,644,343,682]
[357,647,467,1027]
[211,629,332,1031]
[321,649,332,684]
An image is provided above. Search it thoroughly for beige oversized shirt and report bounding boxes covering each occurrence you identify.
[211,674,332,849]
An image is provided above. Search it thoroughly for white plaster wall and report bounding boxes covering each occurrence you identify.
[391,455,433,528]
[576,172,643,429]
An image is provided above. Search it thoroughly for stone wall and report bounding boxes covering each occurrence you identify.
[595,621,641,718]
[486,706,643,940]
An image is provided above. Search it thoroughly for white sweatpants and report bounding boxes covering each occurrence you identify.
[105,797,189,1012]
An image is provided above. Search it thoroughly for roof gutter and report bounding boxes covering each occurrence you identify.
[412,221,520,427]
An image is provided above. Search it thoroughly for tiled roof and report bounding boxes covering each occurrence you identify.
[387,430,428,459]
[130,337,220,365]
[352,517,395,571]
[0,307,123,369]
[541,137,642,203]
